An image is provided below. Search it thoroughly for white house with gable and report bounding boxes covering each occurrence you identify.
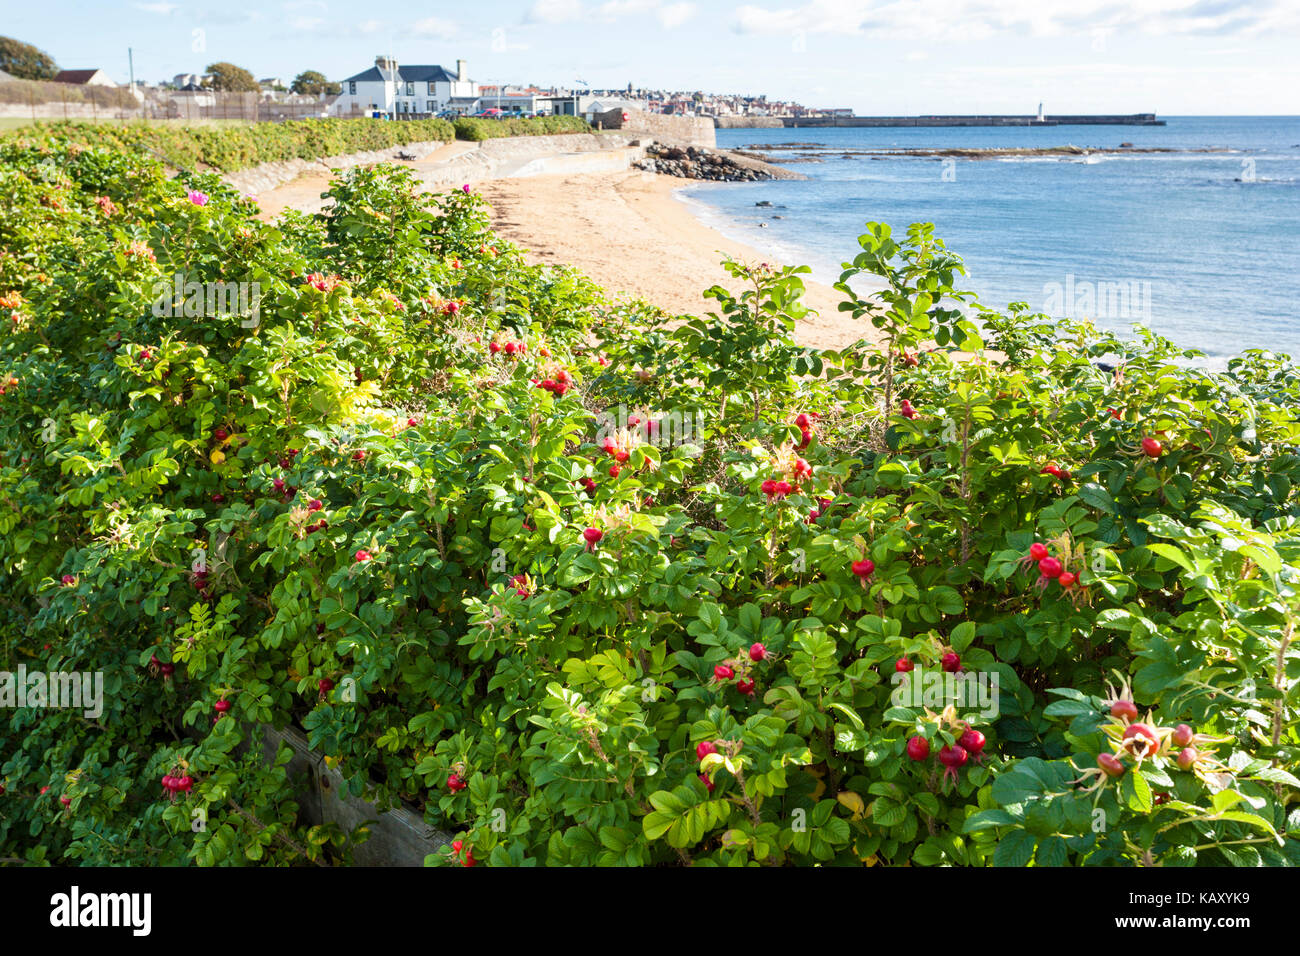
[332,56,478,116]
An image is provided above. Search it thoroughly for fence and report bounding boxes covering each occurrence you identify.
[0,78,142,122]
[144,91,349,123]
[0,82,353,124]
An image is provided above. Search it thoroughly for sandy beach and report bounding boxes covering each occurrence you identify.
[475,170,877,351]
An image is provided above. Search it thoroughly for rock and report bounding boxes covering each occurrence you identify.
[756,200,773,207]
[635,145,775,183]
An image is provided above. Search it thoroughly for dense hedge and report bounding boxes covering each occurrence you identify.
[1,135,1298,867]
[453,115,591,141]
[2,117,457,172]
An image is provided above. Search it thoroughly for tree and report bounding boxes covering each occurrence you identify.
[203,62,259,92]
[291,70,341,96]
[0,36,58,80]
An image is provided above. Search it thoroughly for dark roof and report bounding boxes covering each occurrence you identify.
[54,69,107,84]
[397,64,459,83]
[342,66,385,83]
[341,64,460,84]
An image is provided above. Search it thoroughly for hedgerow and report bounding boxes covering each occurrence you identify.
[452,115,592,141]
[1,117,457,172]
[0,136,1297,867]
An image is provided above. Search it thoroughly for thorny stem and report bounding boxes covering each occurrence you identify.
[1271,616,1294,799]
[732,765,762,828]
[959,400,972,564]
[765,518,779,589]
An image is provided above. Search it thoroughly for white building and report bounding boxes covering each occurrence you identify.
[171,73,210,91]
[581,98,639,123]
[333,56,477,116]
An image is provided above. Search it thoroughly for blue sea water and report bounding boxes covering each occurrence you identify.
[682,117,1300,367]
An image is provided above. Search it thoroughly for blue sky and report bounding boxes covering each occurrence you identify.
[7,0,1299,113]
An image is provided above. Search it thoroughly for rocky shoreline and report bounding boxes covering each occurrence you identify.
[633,143,804,182]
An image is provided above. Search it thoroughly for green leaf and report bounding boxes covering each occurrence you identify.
[1034,835,1068,867]
[1077,482,1116,514]
[963,808,1018,833]
[993,831,1035,868]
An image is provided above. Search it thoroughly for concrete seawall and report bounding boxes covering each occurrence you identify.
[229,132,650,216]
[221,132,648,196]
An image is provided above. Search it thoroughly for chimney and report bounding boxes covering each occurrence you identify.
[376,55,397,73]
[457,59,468,82]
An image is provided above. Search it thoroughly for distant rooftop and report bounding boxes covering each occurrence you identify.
[54,69,111,85]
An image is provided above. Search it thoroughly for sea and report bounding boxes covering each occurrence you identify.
[679,117,1300,368]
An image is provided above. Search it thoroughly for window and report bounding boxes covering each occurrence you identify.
[349,81,356,95]
[405,82,414,95]
[427,82,435,95]
[427,101,435,112]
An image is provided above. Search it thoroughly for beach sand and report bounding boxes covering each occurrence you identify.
[476,170,879,351]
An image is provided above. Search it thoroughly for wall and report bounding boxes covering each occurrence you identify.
[221,138,449,195]
[713,116,784,129]
[592,107,715,148]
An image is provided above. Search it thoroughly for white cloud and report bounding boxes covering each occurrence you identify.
[412,17,458,38]
[134,2,179,13]
[730,0,1300,41]
[599,0,660,16]
[528,0,697,27]
[658,2,697,28]
[528,0,585,23]
[291,15,326,31]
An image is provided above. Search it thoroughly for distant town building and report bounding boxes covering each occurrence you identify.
[54,69,117,87]
[478,85,545,115]
[171,73,210,91]
[333,56,477,116]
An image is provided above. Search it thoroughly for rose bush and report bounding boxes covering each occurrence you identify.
[0,134,1297,867]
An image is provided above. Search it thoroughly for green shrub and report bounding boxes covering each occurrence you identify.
[0,138,1297,867]
[1,117,456,172]
[453,115,591,141]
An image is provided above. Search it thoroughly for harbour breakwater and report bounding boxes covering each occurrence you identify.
[716,113,1165,128]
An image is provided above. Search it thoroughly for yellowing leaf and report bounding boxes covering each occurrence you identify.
[836,791,867,820]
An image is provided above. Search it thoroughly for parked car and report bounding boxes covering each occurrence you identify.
[471,108,505,119]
